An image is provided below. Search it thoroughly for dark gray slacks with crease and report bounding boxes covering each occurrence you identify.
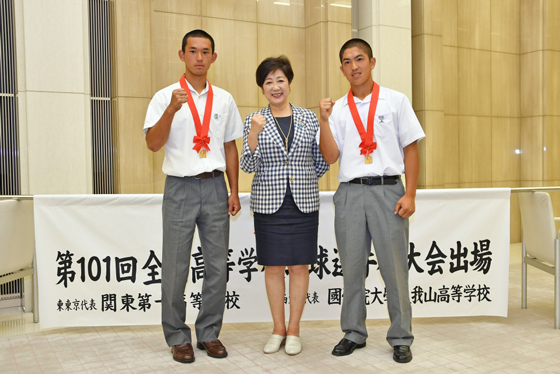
[334,179,414,347]
[161,174,230,346]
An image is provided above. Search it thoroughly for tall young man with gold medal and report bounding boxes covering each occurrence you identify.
[144,30,243,364]
[319,39,425,364]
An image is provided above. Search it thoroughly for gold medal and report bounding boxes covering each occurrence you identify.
[365,156,372,164]
[199,149,207,158]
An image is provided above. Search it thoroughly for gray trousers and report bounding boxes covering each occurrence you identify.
[161,174,229,346]
[333,179,414,347]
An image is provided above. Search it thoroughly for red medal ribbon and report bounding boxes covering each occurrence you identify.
[347,81,380,156]
[179,75,213,153]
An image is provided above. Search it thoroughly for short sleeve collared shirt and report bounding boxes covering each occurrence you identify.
[144,80,243,177]
[329,86,425,182]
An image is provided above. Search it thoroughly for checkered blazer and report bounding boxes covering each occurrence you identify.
[240,103,329,214]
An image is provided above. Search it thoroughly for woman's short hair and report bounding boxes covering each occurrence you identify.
[256,55,294,88]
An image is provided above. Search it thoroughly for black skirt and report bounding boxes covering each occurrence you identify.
[253,192,319,266]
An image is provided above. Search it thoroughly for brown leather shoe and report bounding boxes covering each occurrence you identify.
[196,340,228,358]
[172,343,194,363]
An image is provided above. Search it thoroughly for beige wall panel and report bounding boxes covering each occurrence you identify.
[411,36,424,111]
[458,116,492,183]
[492,182,521,242]
[491,52,520,118]
[25,92,90,194]
[326,162,340,191]
[152,149,165,193]
[305,0,326,27]
[422,111,446,187]
[379,26,414,101]
[442,46,458,115]
[442,0,458,46]
[457,182,493,188]
[203,18,259,108]
[306,23,326,108]
[378,0,411,29]
[257,24,306,108]
[21,0,87,93]
[152,0,201,15]
[412,0,442,37]
[151,13,201,93]
[327,1,351,23]
[458,48,491,116]
[491,118,521,182]
[520,0,544,53]
[520,180,544,187]
[520,51,544,117]
[544,116,560,181]
[509,191,521,243]
[411,0,423,37]
[415,111,426,188]
[327,22,353,102]
[520,116,544,181]
[492,1,520,52]
[419,34,443,111]
[358,0,376,31]
[546,0,560,51]
[443,115,459,185]
[457,0,491,50]
[546,51,560,116]
[257,0,305,28]
[491,0,520,54]
[113,0,152,98]
[202,0,257,22]
[116,97,154,194]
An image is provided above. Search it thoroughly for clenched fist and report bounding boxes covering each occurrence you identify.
[250,113,267,137]
[168,88,189,113]
[319,98,335,122]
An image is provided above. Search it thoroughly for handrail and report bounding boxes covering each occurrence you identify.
[511,187,560,193]
[2,186,559,200]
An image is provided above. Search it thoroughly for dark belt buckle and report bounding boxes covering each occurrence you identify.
[362,177,377,186]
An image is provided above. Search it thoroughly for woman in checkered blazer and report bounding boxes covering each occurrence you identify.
[240,56,329,356]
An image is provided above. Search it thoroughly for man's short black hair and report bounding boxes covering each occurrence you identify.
[255,55,294,88]
[339,38,373,63]
[182,29,215,53]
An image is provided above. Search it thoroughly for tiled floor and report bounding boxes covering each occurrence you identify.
[1,243,559,373]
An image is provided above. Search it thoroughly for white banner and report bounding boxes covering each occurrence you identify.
[34,189,510,329]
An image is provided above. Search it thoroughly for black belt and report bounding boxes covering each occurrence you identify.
[193,170,222,179]
[348,175,400,185]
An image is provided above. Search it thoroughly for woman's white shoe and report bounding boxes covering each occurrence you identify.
[264,334,286,354]
[284,336,301,355]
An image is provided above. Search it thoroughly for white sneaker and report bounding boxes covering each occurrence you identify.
[264,334,286,354]
[285,336,301,355]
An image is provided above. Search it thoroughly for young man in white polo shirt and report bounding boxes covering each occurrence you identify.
[319,38,425,363]
[144,29,243,364]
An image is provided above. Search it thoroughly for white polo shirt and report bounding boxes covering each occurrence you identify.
[329,86,425,183]
[144,80,243,177]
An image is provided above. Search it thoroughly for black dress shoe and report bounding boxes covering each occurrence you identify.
[393,345,412,363]
[332,338,366,356]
